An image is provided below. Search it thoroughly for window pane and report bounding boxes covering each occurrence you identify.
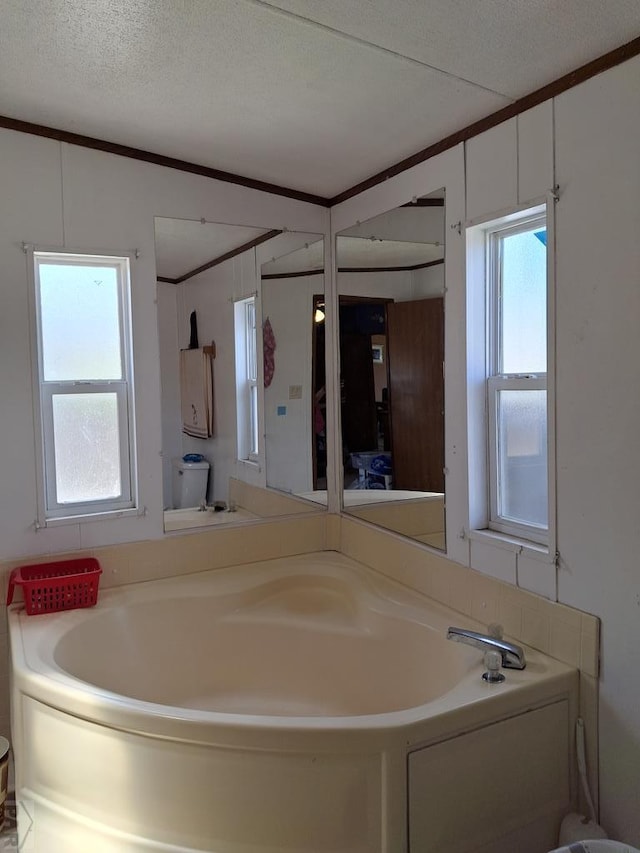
[52,393,122,503]
[39,262,123,381]
[501,228,546,374]
[246,300,257,382]
[250,384,259,456]
[497,389,547,528]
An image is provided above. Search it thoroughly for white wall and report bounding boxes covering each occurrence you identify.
[337,269,413,300]
[262,273,323,494]
[554,61,640,844]
[0,131,326,558]
[332,54,640,844]
[176,250,263,503]
[463,63,640,844]
[412,263,444,297]
[156,282,182,504]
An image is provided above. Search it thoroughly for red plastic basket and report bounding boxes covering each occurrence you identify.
[6,558,102,616]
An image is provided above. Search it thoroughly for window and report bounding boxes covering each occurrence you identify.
[467,203,552,546]
[32,251,137,521]
[234,296,260,462]
[488,214,548,541]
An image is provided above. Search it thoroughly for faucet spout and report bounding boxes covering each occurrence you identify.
[447,627,526,670]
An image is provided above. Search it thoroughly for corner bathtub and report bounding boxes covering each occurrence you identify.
[9,553,578,853]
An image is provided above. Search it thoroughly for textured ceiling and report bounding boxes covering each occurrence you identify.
[268,0,640,97]
[2,1,639,197]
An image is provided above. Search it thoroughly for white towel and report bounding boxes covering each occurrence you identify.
[180,348,213,439]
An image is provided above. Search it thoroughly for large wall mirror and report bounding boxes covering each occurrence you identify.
[337,190,446,550]
[155,217,325,532]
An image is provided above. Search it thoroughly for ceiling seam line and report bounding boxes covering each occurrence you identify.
[246,0,515,101]
[329,34,640,205]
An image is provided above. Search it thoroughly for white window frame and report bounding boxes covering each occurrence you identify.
[487,211,548,543]
[30,250,138,523]
[466,198,556,552]
[234,295,260,463]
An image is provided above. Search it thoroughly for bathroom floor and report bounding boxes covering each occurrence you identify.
[0,754,19,849]
[0,804,17,850]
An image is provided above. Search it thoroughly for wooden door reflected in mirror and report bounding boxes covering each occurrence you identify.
[337,190,446,550]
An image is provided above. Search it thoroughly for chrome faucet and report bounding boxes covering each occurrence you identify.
[447,626,526,670]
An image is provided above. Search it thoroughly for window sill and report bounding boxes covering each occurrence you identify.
[466,528,553,563]
[38,506,145,529]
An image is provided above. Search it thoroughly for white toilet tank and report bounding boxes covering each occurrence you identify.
[172,457,210,508]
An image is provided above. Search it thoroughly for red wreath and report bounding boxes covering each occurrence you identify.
[263,317,276,388]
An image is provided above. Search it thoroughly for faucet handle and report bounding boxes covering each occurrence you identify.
[487,623,503,640]
[482,650,505,683]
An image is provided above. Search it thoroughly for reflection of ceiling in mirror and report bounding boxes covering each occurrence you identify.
[261,239,324,276]
[155,218,270,280]
[337,237,443,268]
[340,199,444,242]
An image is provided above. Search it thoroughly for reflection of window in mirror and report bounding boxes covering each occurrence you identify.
[467,203,551,547]
[234,296,260,464]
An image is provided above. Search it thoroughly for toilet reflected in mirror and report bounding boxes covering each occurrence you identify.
[337,190,447,550]
[172,456,209,509]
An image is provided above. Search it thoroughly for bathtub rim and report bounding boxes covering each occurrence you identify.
[9,552,579,748]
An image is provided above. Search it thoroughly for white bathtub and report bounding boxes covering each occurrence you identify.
[9,552,578,852]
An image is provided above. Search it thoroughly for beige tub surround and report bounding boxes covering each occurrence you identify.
[228,478,324,517]
[10,552,579,852]
[163,505,260,531]
[338,512,602,818]
[344,493,445,549]
[0,514,330,597]
[163,480,322,533]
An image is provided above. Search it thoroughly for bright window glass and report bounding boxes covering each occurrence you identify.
[234,296,261,463]
[246,300,257,382]
[496,388,547,528]
[500,229,547,374]
[250,383,259,458]
[52,393,122,503]
[39,263,122,381]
